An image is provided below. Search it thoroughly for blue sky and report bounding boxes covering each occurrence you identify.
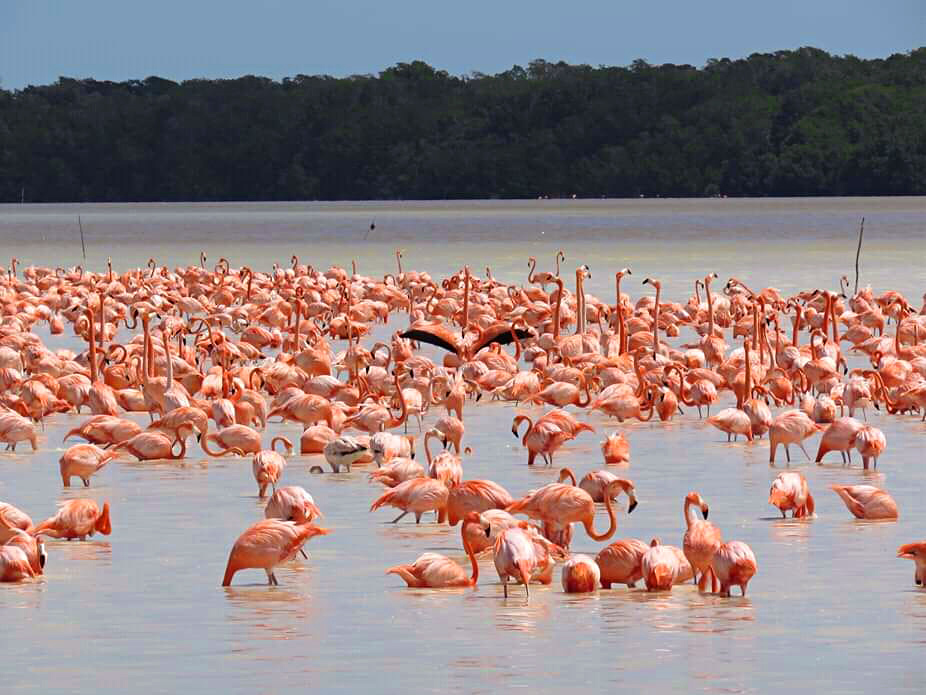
[1,0,922,88]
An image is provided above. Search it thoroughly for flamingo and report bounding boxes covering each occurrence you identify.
[59,444,118,487]
[265,486,321,523]
[561,554,600,593]
[64,415,142,447]
[830,485,898,520]
[642,538,687,591]
[370,477,449,523]
[0,502,34,543]
[112,429,190,461]
[854,425,886,470]
[768,409,819,463]
[202,424,262,456]
[368,457,425,488]
[711,541,758,596]
[386,512,489,588]
[31,499,111,540]
[445,479,514,526]
[815,417,864,464]
[601,432,630,464]
[595,538,648,588]
[0,543,39,582]
[897,542,926,586]
[507,474,635,547]
[252,436,292,497]
[682,492,722,592]
[768,471,815,518]
[492,524,543,600]
[707,408,753,442]
[222,519,329,586]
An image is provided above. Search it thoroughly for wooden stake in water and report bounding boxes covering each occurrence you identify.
[78,215,86,261]
[854,217,864,295]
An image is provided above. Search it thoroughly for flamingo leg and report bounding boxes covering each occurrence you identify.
[391,511,408,524]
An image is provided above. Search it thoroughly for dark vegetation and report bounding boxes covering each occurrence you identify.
[1,47,924,202]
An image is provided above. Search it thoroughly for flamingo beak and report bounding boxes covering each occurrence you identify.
[628,498,638,513]
[39,543,47,568]
[484,525,492,539]
[702,506,709,519]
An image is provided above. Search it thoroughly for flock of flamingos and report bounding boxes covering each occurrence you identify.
[1,251,925,597]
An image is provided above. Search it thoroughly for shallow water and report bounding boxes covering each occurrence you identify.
[2,198,926,694]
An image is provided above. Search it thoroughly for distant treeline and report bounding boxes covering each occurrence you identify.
[1,47,925,202]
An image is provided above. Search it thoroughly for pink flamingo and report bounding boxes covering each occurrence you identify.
[386,512,489,588]
[711,541,757,596]
[768,471,815,518]
[222,519,329,586]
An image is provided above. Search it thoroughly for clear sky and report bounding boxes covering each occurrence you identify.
[1,0,922,89]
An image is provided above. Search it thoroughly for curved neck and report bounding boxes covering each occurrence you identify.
[586,485,617,541]
[705,279,715,334]
[389,374,407,427]
[684,498,698,529]
[553,279,564,342]
[528,258,537,284]
[560,468,577,486]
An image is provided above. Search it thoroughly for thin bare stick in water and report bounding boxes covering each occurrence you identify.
[78,215,87,261]
[853,217,864,295]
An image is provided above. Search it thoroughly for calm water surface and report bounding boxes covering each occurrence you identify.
[1,198,925,694]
